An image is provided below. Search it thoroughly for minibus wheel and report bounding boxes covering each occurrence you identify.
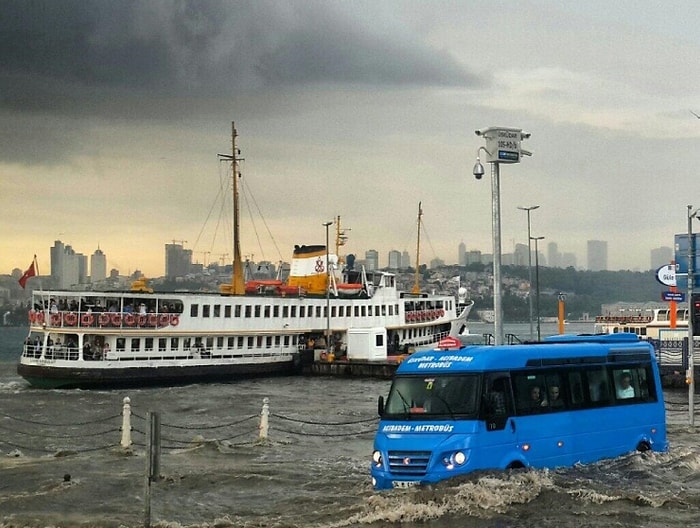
[506,461,525,470]
[636,441,651,453]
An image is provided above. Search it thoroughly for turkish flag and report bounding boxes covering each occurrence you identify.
[18,259,36,289]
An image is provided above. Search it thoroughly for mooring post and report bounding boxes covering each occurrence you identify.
[121,397,132,448]
[258,397,269,441]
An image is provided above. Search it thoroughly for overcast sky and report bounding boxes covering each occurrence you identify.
[3,0,700,278]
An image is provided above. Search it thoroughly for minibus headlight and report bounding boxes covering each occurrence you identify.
[453,451,466,465]
[442,450,467,470]
[372,450,383,466]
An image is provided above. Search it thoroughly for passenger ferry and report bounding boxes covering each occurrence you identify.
[371,333,667,490]
[17,123,473,389]
[593,307,688,340]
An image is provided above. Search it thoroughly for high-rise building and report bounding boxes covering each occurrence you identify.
[90,247,107,283]
[401,251,411,269]
[387,250,401,269]
[365,249,379,271]
[513,243,528,266]
[165,243,193,278]
[547,241,561,268]
[587,240,608,271]
[458,241,467,266]
[51,240,87,288]
[650,246,673,270]
[465,250,482,266]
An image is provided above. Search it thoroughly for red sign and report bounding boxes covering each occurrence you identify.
[437,336,462,350]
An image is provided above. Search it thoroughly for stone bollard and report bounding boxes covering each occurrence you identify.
[121,396,132,448]
[258,397,269,441]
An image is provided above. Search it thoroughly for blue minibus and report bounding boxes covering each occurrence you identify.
[371,333,668,490]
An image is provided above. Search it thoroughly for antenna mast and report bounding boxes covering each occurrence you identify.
[412,202,422,294]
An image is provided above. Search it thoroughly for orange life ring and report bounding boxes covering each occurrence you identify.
[64,312,76,326]
[440,309,445,317]
[148,314,158,326]
[170,314,179,326]
[137,314,147,326]
[28,310,36,323]
[124,313,136,326]
[81,313,94,326]
[159,313,170,327]
[111,313,122,326]
[98,312,111,326]
[50,313,61,326]
[35,311,45,324]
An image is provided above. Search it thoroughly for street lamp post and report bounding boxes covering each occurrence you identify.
[323,221,333,359]
[518,205,540,341]
[686,206,699,426]
[531,235,545,341]
[473,127,532,345]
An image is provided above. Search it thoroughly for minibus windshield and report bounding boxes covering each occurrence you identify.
[384,374,479,419]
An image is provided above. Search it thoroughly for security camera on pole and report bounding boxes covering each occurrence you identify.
[473,127,532,345]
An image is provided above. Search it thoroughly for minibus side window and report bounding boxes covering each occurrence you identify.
[567,371,585,408]
[512,373,547,415]
[481,373,513,431]
[584,366,612,407]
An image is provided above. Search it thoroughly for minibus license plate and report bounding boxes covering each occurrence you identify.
[392,480,418,489]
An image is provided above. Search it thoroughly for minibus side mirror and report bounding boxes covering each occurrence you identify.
[377,395,384,417]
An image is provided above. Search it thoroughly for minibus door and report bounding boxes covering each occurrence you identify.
[479,372,517,469]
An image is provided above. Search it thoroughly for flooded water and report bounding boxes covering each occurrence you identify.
[2,324,700,528]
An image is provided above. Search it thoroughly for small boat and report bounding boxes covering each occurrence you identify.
[17,123,473,389]
[593,308,685,340]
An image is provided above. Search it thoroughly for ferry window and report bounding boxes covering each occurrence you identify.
[214,305,221,317]
[316,306,322,318]
[235,305,241,318]
[338,306,344,317]
[284,336,290,346]
[255,305,261,318]
[158,338,167,352]
[130,338,140,352]
[227,337,234,349]
[264,306,271,318]
[190,304,199,317]
[275,336,281,346]
[225,305,232,318]
[116,338,125,352]
[283,306,289,318]
[217,337,224,348]
[354,306,359,317]
[206,337,213,349]
[183,338,191,350]
[368,306,373,317]
[145,338,154,351]
[247,336,254,348]
[291,306,297,317]
[361,306,366,317]
[257,336,263,347]
[324,306,328,318]
[237,336,244,348]
[244,306,252,318]
[203,305,210,318]
[513,373,548,415]
[273,305,279,317]
[331,306,337,318]
[299,306,305,318]
[266,336,272,348]
[375,334,384,347]
[389,305,394,316]
[170,337,179,350]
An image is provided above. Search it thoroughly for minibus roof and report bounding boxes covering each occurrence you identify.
[396,333,652,375]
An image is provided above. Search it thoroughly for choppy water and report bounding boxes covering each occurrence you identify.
[2,324,700,528]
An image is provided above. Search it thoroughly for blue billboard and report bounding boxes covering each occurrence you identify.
[674,233,700,290]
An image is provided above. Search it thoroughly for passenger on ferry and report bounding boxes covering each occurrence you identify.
[124,303,134,313]
[617,373,635,399]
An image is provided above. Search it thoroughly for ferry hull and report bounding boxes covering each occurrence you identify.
[17,358,300,390]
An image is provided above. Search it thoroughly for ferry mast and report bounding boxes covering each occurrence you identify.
[219,121,245,295]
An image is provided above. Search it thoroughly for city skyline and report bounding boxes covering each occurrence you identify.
[10,238,675,282]
[3,2,700,277]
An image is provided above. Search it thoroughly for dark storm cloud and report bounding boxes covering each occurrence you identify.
[0,0,481,115]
